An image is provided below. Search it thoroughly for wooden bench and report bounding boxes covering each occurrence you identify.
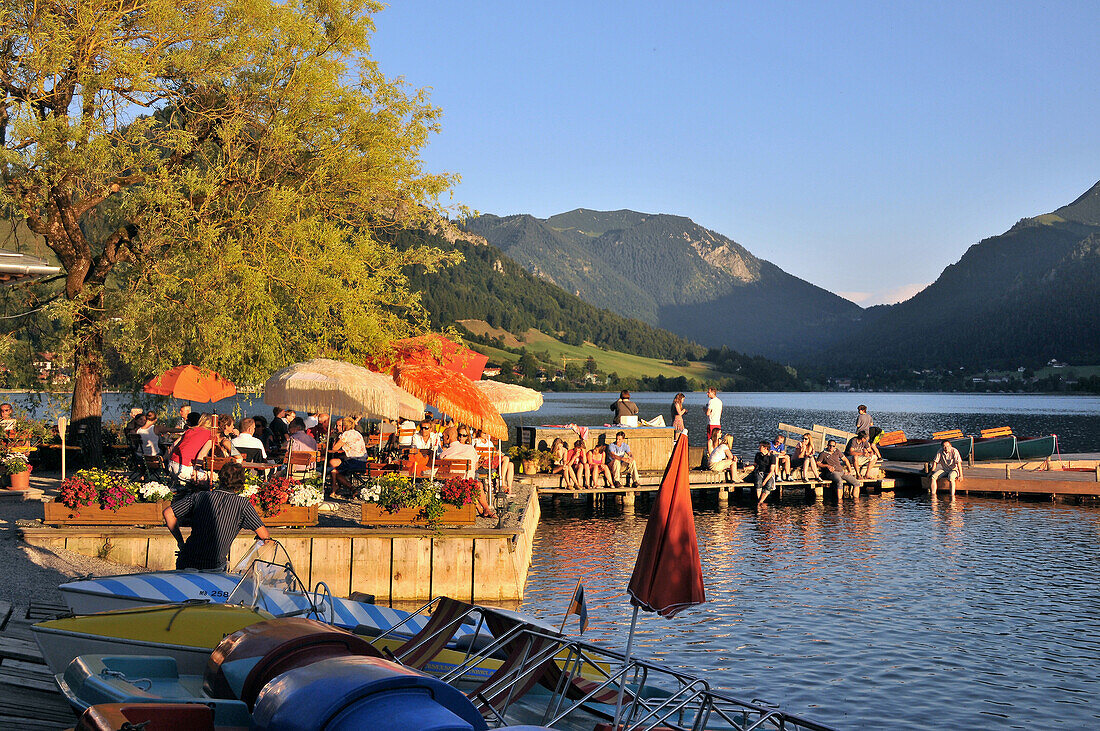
[980,426,1013,438]
[813,424,856,446]
[778,422,825,451]
[932,429,964,440]
[878,430,907,446]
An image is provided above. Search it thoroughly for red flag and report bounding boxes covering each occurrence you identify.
[626,434,705,618]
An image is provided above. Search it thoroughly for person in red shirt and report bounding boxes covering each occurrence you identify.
[167,414,215,483]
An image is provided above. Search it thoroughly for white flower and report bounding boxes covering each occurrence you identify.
[288,484,323,507]
[138,481,172,502]
[359,484,381,503]
[240,483,259,498]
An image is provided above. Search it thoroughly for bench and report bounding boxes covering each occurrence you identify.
[932,429,964,440]
[980,426,1013,438]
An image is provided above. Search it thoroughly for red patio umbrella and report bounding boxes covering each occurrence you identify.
[143,365,237,403]
[614,433,705,725]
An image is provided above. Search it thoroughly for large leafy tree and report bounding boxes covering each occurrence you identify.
[0,0,458,450]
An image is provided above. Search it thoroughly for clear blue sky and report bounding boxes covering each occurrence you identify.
[371,1,1100,306]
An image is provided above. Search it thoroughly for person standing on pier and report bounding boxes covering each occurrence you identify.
[856,405,873,436]
[928,440,964,497]
[705,387,723,442]
[671,393,687,438]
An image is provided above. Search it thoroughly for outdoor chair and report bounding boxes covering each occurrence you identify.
[436,458,474,481]
[284,449,320,478]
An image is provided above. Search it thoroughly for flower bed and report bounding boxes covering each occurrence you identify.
[242,473,321,527]
[45,471,171,525]
[358,474,479,528]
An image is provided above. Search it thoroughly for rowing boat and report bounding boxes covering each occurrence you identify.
[970,435,1018,461]
[1015,434,1057,460]
[877,436,973,463]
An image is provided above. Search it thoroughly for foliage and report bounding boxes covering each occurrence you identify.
[362,472,466,530]
[2,419,50,451]
[288,478,325,508]
[0,452,30,475]
[0,0,459,433]
[535,450,555,473]
[507,445,536,462]
[57,469,137,511]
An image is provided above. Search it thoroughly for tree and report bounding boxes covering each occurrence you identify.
[0,0,457,452]
[516,351,540,379]
[585,355,598,373]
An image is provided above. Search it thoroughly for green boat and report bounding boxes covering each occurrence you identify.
[970,435,1018,461]
[1014,434,1057,460]
[878,436,973,463]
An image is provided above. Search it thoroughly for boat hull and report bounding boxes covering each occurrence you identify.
[1015,434,1057,460]
[879,436,973,463]
[971,436,1017,461]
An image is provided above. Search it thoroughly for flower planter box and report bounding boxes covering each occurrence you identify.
[262,504,318,527]
[359,502,476,527]
[44,500,170,526]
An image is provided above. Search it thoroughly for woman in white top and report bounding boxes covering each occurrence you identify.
[473,429,514,492]
[135,414,162,456]
[328,417,369,498]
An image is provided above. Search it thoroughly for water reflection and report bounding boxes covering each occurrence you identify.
[523,495,1100,729]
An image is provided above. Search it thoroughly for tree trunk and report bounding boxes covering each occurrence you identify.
[69,298,106,465]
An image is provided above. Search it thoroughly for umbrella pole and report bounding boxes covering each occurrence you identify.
[612,604,640,728]
[321,413,334,496]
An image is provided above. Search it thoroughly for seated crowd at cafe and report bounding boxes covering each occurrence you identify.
[125,405,511,518]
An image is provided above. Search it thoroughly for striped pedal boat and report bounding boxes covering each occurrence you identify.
[58,571,472,643]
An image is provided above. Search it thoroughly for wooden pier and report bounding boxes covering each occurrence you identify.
[883,453,1100,499]
[0,601,74,729]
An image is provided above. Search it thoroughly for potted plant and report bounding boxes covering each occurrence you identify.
[358,473,476,528]
[241,473,319,527]
[508,445,538,475]
[44,469,167,524]
[1,451,32,491]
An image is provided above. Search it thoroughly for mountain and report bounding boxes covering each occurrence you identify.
[817,180,1100,371]
[383,228,802,389]
[463,209,861,359]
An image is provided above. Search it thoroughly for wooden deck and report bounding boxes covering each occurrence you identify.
[883,454,1100,498]
[0,600,76,730]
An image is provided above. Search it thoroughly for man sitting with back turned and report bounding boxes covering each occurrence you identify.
[610,390,640,427]
[163,462,272,571]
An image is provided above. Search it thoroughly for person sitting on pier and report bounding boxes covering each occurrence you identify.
[928,439,964,498]
[588,444,614,488]
[707,426,727,454]
[708,435,737,482]
[567,439,590,488]
[753,441,779,504]
[608,431,641,488]
[549,437,578,489]
[818,439,860,498]
[848,430,880,478]
[770,434,792,480]
[792,433,821,481]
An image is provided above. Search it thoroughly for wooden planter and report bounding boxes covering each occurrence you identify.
[359,502,476,527]
[44,500,170,526]
[262,504,319,527]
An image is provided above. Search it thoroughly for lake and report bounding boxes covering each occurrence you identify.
[514,392,1100,729]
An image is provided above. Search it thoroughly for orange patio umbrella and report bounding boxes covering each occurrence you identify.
[368,334,489,382]
[143,365,237,403]
[392,362,508,440]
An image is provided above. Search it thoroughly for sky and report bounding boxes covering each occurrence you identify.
[370,1,1100,307]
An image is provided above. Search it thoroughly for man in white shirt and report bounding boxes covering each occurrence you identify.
[929,440,964,497]
[302,412,319,429]
[412,420,440,453]
[438,427,478,478]
[705,387,723,443]
[231,418,268,461]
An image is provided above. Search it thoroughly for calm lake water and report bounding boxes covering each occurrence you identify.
[516,392,1100,730]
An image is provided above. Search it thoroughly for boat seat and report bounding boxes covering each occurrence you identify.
[980,426,1014,438]
[878,430,906,446]
[931,429,964,440]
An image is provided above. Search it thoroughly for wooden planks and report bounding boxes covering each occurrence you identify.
[0,604,79,728]
[390,536,432,601]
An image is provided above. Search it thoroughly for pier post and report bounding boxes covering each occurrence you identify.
[718,485,729,501]
[621,491,636,510]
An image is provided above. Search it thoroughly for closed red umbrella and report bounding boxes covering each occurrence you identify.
[143,365,236,403]
[614,433,704,725]
[627,433,705,616]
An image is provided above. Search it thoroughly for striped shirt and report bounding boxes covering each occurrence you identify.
[171,489,264,570]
